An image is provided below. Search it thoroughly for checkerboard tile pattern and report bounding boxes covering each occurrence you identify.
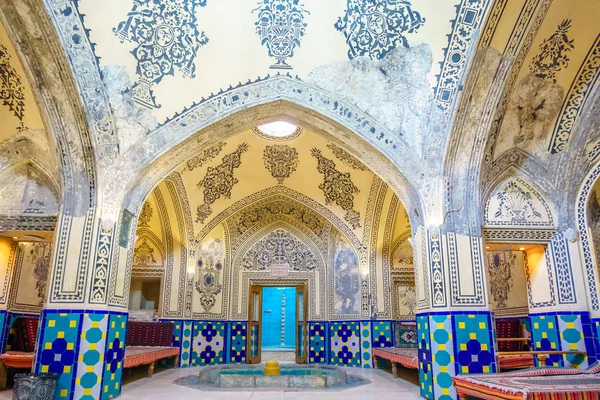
[308,322,327,364]
[0,310,8,352]
[228,322,247,364]
[417,315,433,400]
[360,321,372,368]
[101,313,127,400]
[74,313,108,400]
[192,321,225,366]
[430,315,455,400]
[330,322,361,367]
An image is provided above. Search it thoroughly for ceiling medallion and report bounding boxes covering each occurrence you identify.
[253,121,303,141]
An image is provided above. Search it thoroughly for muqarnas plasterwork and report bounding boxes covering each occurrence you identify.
[241,228,319,272]
[487,252,515,308]
[263,145,299,184]
[29,243,51,305]
[0,44,26,121]
[196,143,249,223]
[332,231,360,315]
[494,181,542,223]
[138,201,153,226]
[195,238,224,312]
[113,0,210,109]
[327,143,367,171]
[186,142,226,171]
[530,19,575,82]
[253,0,310,69]
[335,0,425,60]
[311,148,361,229]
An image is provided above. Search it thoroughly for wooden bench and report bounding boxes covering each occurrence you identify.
[373,347,418,378]
[124,321,180,378]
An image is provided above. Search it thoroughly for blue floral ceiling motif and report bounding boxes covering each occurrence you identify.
[253,0,310,69]
[335,0,425,60]
[113,0,210,109]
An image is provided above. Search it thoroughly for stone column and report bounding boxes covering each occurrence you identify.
[415,226,496,400]
[33,214,130,400]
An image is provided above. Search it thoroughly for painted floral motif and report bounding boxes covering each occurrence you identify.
[30,243,51,305]
[133,237,157,268]
[196,144,249,223]
[335,0,425,60]
[195,238,224,312]
[487,252,516,308]
[0,44,26,121]
[241,229,319,271]
[138,201,153,226]
[113,0,209,108]
[186,142,226,171]
[494,181,542,223]
[398,285,416,315]
[311,148,361,229]
[327,143,367,171]
[263,145,299,184]
[530,19,575,81]
[253,0,310,69]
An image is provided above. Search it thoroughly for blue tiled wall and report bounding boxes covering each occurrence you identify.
[261,287,296,350]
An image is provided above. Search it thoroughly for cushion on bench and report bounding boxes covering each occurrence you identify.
[394,322,417,348]
[126,321,174,347]
[496,319,522,352]
[14,317,38,353]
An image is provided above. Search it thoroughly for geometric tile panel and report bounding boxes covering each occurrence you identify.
[329,322,360,367]
[74,313,109,400]
[372,321,393,348]
[192,321,225,366]
[530,314,562,367]
[429,315,456,400]
[453,313,496,374]
[161,319,183,368]
[360,321,372,368]
[593,318,600,362]
[558,314,588,368]
[308,322,327,365]
[578,313,597,365]
[35,311,81,400]
[180,321,192,368]
[228,322,247,364]
[0,310,8,352]
[101,313,127,400]
[417,315,433,400]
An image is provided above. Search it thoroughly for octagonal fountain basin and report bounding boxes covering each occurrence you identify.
[199,365,347,388]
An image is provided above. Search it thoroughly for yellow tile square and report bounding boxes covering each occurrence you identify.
[115,332,119,339]
[84,389,92,396]
[551,343,557,349]
[458,322,465,329]
[462,366,469,373]
[542,332,547,339]
[41,366,48,373]
[64,366,70,373]
[58,332,65,339]
[439,344,446,351]
[570,344,578,350]
[534,323,539,329]
[45,343,52,350]
[481,344,488,351]
[548,322,554,329]
[48,320,55,328]
[469,333,476,340]
[460,344,466,351]
[92,322,99,328]
[440,366,446,373]
[69,320,76,328]
[60,390,68,397]
[437,323,444,329]
[60,313,67,317]
[90,343,97,351]
[566,322,575,329]
[479,322,485,329]
[483,366,490,373]
[76,378,80,385]
[87,366,95,372]
[67,343,74,351]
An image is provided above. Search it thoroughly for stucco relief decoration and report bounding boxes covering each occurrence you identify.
[488,252,515,308]
[335,0,425,60]
[253,0,310,69]
[311,148,361,229]
[398,285,416,315]
[138,202,153,226]
[133,237,157,268]
[30,243,51,305]
[0,44,25,121]
[327,143,367,171]
[332,231,360,315]
[494,181,542,224]
[241,229,318,271]
[263,145,299,184]
[530,19,575,81]
[196,143,249,223]
[186,141,226,171]
[232,200,326,240]
[195,238,224,312]
[114,0,209,109]
[588,190,600,270]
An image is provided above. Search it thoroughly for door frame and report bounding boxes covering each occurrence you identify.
[246,279,310,364]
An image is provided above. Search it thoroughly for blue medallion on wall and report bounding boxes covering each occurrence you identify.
[253,0,310,69]
[114,0,210,109]
[335,0,425,60]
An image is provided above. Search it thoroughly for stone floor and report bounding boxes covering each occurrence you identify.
[118,366,421,400]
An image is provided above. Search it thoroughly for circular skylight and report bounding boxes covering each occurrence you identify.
[254,121,302,141]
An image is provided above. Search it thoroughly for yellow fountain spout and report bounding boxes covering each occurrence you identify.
[264,360,281,376]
